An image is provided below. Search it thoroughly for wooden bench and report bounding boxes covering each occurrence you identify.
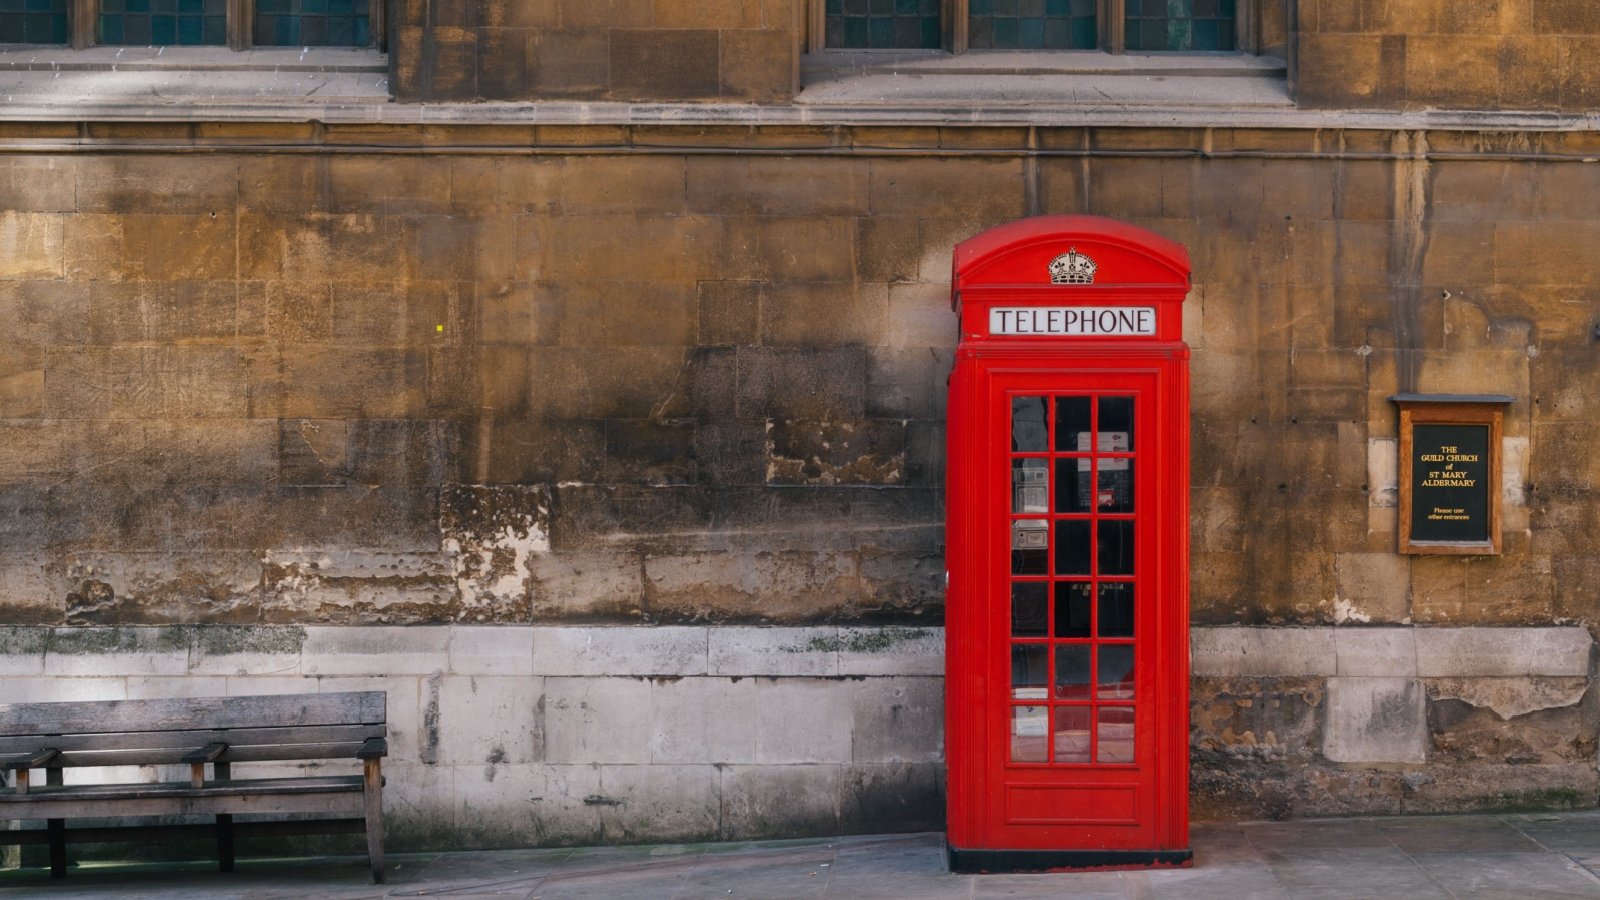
[0,691,387,883]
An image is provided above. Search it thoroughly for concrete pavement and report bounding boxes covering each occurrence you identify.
[2,811,1598,899]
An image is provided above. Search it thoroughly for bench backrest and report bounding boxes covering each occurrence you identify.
[0,692,385,767]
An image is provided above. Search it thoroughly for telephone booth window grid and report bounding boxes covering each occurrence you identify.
[1008,393,1137,766]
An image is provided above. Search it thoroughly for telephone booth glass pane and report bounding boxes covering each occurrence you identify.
[1054,706,1091,763]
[1097,707,1134,763]
[1053,458,1092,513]
[1098,644,1134,699]
[1056,520,1091,574]
[1054,582,1091,637]
[1011,583,1049,637]
[1100,396,1134,450]
[1097,460,1133,512]
[1012,397,1049,451]
[1097,519,1134,575]
[1012,706,1047,762]
[1098,583,1134,637]
[1054,645,1091,700]
[1055,396,1092,450]
[1013,459,1049,513]
[1012,525,1048,574]
[1012,645,1047,699]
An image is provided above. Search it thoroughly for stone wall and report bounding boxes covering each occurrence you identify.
[1296,0,1600,109]
[388,0,798,101]
[2,120,1600,834]
[2,623,1589,849]
[0,624,945,849]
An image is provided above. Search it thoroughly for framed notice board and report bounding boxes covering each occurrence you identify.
[1392,394,1512,555]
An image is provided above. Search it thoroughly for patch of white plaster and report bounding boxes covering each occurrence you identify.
[1332,597,1373,624]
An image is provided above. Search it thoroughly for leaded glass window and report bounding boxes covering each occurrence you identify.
[969,0,1097,50]
[818,0,1246,52]
[0,0,68,44]
[2,0,379,47]
[825,0,941,50]
[255,0,371,47]
[100,0,227,46]
[1126,0,1235,51]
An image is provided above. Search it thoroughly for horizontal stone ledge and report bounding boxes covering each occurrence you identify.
[1192,626,1595,679]
[0,624,945,679]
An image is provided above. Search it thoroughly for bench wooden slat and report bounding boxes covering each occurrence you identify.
[0,693,385,737]
[0,774,364,804]
[2,747,59,770]
[23,741,375,768]
[0,723,385,757]
[0,789,366,821]
[0,818,367,847]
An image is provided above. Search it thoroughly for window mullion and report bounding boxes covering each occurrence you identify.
[227,0,248,50]
[1102,0,1123,54]
[71,0,93,48]
[1237,0,1258,55]
[950,0,966,54]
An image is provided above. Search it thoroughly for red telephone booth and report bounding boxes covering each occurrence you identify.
[945,215,1192,873]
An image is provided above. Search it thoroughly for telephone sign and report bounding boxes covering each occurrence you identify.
[945,216,1193,873]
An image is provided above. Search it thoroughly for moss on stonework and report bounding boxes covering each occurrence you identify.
[47,626,190,655]
[190,625,306,656]
[791,627,931,654]
[1469,788,1594,814]
[0,626,48,655]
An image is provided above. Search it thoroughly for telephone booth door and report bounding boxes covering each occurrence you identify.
[945,216,1192,873]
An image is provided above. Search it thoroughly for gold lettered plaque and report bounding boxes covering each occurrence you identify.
[1392,394,1513,555]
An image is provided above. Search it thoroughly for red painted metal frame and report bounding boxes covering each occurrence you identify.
[946,215,1191,867]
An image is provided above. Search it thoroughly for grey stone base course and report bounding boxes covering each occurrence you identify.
[0,624,1594,848]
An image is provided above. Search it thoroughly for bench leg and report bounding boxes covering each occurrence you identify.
[46,819,65,878]
[216,814,235,872]
[46,767,65,878]
[363,759,384,884]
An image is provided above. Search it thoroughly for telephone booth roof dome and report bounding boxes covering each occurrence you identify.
[952,215,1190,304]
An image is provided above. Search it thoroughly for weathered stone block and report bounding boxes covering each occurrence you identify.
[1191,626,1338,677]
[1323,676,1427,764]
[0,625,47,675]
[707,626,840,677]
[59,551,264,625]
[531,625,707,676]
[0,212,65,279]
[1334,627,1418,677]
[448,625,535,676]
[735,346,866,419]
[1414,626,1594,677]
[43,626,190,677]
[1192,676,1324,761]
[643,550,858,623]
[839,762,944,834]
[595,763,721,842]
[528,550,643,621]
[301,625,450,676]
[765,418,906,486]
[186,625,305,677]
[529,29,610,96]
[753,678,852,763]
[648,676,759,763]
[542,675,653,764]
[719,764,841,839]
[435,674,544,765]
[610,30,721,100]
[849,677,943,763]
[1333,554,1411,624]
[262,550,456,626]
[1426,677,1595,765]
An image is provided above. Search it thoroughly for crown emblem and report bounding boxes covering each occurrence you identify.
[1048,247,1097,285]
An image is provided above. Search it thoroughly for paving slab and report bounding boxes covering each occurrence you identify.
[3,812,1600,898]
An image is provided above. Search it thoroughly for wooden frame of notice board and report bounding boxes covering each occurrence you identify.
[1392,394,1513,556]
